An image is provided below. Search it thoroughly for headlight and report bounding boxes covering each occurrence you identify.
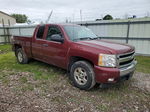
[98,54,116,67]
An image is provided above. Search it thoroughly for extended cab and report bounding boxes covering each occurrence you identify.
[12,24,137,90]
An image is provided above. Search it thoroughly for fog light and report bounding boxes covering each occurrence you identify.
[108,78,114,82]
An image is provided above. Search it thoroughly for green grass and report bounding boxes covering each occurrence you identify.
[19,77,28,83]
[21,84,34,92]
[0,44,12,53]
[96,104,108,112]
[0,44,65,81]
[136,56,150,74]
[0,52,65,81]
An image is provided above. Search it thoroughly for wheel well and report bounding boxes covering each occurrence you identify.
[14,44,22,55]
[68,56,94,72]
[14,44,22,50]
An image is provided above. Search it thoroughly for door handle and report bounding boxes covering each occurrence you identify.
[42,44,48,47]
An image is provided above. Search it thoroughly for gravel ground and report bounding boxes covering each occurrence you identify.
[0,71,150,112]
[132,72,150,92]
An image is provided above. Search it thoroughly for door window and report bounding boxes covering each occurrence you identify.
[46,26,62,41]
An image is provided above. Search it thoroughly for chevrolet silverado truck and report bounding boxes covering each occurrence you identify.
[12,24,137,90]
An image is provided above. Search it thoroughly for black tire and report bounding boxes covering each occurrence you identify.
[70,61,95,90]
[16,48,29,64]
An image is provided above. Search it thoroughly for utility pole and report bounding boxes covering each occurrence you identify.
[146,11,150,17]
[65,18,68,23]
[80,10,82,23]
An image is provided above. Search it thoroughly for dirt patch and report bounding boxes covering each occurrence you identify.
[132,72,150,92]
[0,70,150,112]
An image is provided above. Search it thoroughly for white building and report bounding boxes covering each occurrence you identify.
[0,11,16,26]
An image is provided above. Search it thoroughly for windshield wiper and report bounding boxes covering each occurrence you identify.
[73,37,91,41]
[73,37,100,41]
[82,37,101,40]
[80,37,93,40]
[90,37,99,40]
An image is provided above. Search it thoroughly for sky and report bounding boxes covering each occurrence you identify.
[0,0,150,23]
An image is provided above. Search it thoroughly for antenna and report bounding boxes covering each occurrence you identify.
[80,9,82,23]
[72,11,75,41]
[45,10,53,24]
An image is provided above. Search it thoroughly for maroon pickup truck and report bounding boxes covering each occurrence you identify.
[12,24,137,90]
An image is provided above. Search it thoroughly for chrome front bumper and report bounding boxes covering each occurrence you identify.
[120,61,137,77]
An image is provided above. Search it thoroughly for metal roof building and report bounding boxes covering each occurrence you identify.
[75,18,150,55]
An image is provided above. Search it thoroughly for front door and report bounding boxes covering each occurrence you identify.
[42,25,68,68]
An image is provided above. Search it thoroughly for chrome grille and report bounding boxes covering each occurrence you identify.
[117,51,135,68]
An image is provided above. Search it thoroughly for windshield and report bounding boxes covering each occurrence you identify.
[63,25,97,41]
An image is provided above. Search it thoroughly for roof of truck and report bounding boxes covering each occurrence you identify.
[39,23,79,26]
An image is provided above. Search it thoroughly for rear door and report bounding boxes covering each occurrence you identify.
[32,25,47,60]
[42,25,68,68]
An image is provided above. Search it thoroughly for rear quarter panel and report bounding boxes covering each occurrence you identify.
[13,36,32,58]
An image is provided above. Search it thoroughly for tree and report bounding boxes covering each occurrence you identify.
[103,14,113,20]
[11,14,28,23]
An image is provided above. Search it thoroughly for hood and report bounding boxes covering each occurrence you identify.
[77,40,134,54]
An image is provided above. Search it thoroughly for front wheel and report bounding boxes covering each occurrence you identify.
[16,48,29,64]
[70,61,95,90]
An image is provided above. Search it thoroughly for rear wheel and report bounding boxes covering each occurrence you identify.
[16,48,29,64]
[70,61,95,90]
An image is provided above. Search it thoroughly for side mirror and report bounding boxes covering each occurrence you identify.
[51,34,64,43]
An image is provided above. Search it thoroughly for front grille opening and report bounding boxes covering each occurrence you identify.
[119,52,134,58]
[118,51,135,68]
[119,58,134,66]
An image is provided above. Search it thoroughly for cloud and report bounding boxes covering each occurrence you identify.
[0,0,150,23]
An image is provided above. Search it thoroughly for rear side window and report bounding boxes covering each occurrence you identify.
[36,25,45,39]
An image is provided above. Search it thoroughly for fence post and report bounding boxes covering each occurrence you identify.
[19,27,21,36]
[2,19,7,44]
[126,21,130,43]
[6,27,10,43]
[7,19,11,43]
